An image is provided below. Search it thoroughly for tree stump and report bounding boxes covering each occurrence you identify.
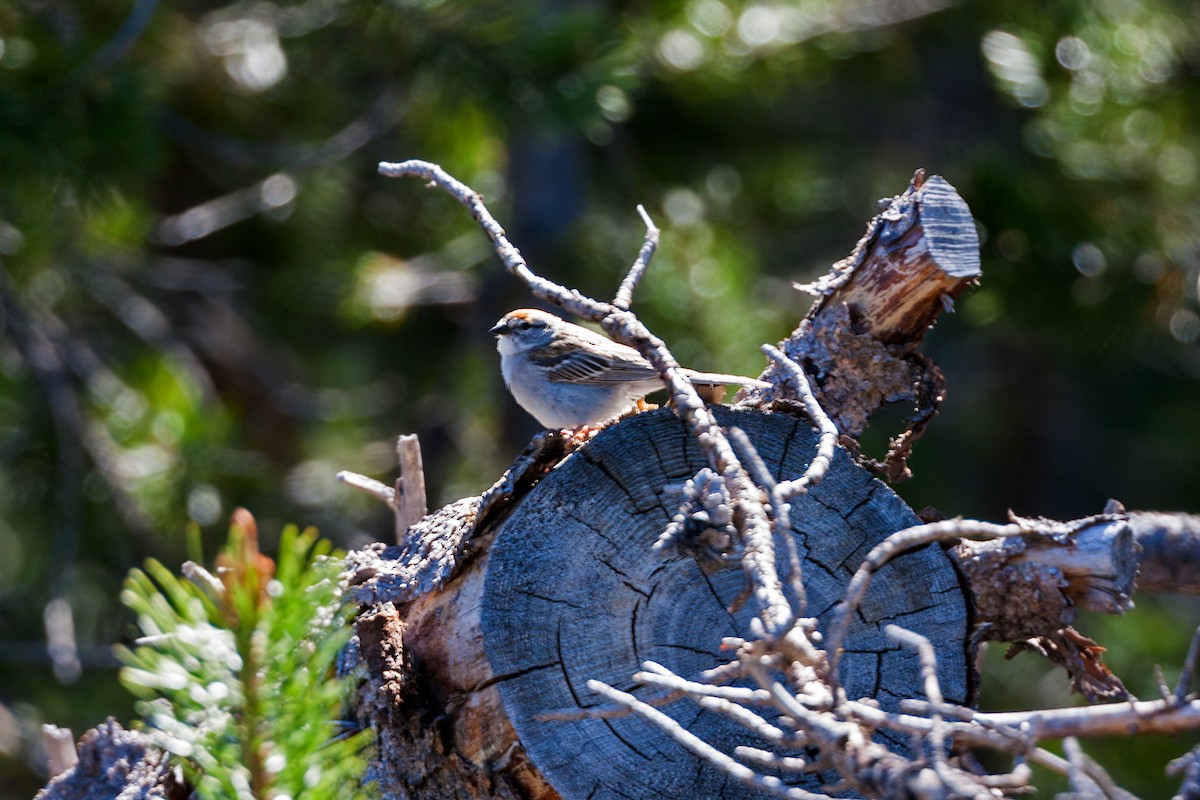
[480,406,968,799]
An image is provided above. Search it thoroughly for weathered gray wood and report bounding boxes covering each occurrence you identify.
[1129,512,1200,595]
[482,407,968,800]
[35,719,181,800]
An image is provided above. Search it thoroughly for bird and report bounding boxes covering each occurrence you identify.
[490,308,769,429]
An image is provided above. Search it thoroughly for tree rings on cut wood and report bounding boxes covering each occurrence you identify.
[481,407,968,800]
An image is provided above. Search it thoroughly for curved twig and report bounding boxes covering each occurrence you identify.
[379,159,795,636]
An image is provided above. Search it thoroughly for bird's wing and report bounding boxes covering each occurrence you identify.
[532,340,659,384]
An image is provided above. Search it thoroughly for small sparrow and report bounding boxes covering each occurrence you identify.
[490,308,769,429]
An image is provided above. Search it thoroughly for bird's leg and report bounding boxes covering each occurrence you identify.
[565,398,659,446]
[634,397,658,414]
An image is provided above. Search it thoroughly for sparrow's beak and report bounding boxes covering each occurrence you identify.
[488,321,507,336]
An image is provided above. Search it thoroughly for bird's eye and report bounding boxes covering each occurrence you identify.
[517,321,532,330]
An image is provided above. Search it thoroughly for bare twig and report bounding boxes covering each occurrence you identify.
[735,747,813,774]
[636,661,768,704]
[1077,752,1140,800]
[613,205,659,310]
[853,689,1200,749]
[762,345,838,500]
[690,692,793,746]
[336,470,395,506]
[826,519,1021,687]
[1063,737,1105,798]
[886,628,948,761]
[975,696,1200,741]
[586,679,836,800]
[1176,625,1200,703]
[1168,743,1200,800]
[380,159,794,636]
[379,160,601,317]
[886,626,985,798]
[336,433,428,545]
[727,427,807,615]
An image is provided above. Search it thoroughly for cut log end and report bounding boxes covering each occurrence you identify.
[480,407,968,799]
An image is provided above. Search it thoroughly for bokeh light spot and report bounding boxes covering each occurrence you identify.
[658,29,706,71]
[1072,242,1106,277]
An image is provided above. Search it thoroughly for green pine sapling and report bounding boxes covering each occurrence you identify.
[116,509,373,799]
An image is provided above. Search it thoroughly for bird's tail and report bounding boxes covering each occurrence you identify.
[682,370,771,389]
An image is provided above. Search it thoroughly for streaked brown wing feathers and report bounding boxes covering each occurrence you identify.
[533,344,657,384]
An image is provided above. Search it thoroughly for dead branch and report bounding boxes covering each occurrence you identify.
[347,162,1200,800]
[380,159,795,639]
[1128,511,1200,595]
[952,516,1136,640]
[762,170,980,482]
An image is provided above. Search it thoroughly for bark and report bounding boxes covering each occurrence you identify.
[35,719,184,800]
[952,517,1138,641]
[762,172,981,485]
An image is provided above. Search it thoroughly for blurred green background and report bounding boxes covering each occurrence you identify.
[1,0,1199,796]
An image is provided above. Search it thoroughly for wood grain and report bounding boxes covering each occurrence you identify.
[482,407,967,799]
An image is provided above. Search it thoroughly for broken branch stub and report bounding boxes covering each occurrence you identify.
[952,517,1138,642]
[819,173,981,345]
[764,173,980,481]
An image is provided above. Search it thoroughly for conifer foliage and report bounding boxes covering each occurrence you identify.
[116,511,372,800]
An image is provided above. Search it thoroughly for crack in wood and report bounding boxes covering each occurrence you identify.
[600,716,655,764]
[773,415,801,480]
[698,566,743,630]
[843,483,882,520]
[605,783,641,800]
[890,601,941,620]
[650,642,719,659]
[869,652,883,706]
[474,661,561,693]
[556,625,587,710]
[517,588,584,610]
[582,449,643,511]
[802,551,842,583]
[568,510,621,550]
[630,599,640,662]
